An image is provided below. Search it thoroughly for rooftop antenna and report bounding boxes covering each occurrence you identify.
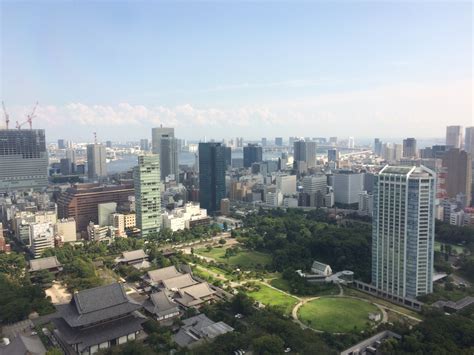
[2,101,10,129]
[93,132,97,144]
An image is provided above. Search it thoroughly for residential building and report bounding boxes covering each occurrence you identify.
[446,125,462,148]
[333,171,364,205]
[199,143,226,214]
[442,149,472,207]
[134,154,161,237]
[403,138,417,158]
[86,144,107,179]
[0,129,48,192]
[53,283,146,355]
[372,165,436,299]
[220,198,230,216]
[243,144,262,168]
[57,183,134,232]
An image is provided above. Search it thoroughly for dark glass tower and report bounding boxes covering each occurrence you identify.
[0,129,48,192]
[243,144,262,168]
[199,143,226,214]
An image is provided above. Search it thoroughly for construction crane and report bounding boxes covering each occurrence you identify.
[1,101,10,129]
[16,102,38,130]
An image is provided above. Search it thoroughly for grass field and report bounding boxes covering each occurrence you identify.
[298,297,380,333]
[195,246,272,269]
[269,277,340,296]
[434,241,466,254]
[269,278,292,292]
[246,283,298,315]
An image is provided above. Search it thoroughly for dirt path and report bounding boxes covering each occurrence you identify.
[45,281,71,304]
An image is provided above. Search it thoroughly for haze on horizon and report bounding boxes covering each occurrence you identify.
[1,1,472,141]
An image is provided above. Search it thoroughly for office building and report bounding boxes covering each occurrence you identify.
[374,138,382,156]
[98,202,117,226]
[442,149,472,207]
[87,144,107,179]
[55,218,77,243]
[160,136,179,181]
[224,146,232,167]
[58,139,66,149]
[106,140,112,148]
[333,171,364,205]
[358,191,373,216]
[294,140,316,168]
[261,137,267,147]
[403,138,417,158]
[465,127,474,156]
[302,175,327,195]
[140,139,149,151]
[347,137,355,149]
[60,158,72,175]
[329,137,338,145]
[57,183,134,232]
[328,148,339,162]
[446,125,462,148]
[134,154,162,237]
[372,165,435,299]
[243,144,263,168]
[0,129,48,192]
[152,126,174,154]
[29,222,55,258]
[276,174,297,195]
[275,137,283,146]
[199,143,226,214]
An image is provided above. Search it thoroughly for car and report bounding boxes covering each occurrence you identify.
[234,313,244,319]
[284,347,291,353]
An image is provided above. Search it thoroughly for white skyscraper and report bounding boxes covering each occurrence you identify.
[446,125,462,149]
[333,172,364,205]
[372,165,436,299]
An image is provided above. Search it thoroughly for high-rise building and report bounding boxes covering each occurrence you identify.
[199,143,226,214]
[160,136,179,181]
[0,129,48,192]
[374,138,382,156]
[243,144,263,168]
[57,183,134,232]
[261,138,267,147]
[134,155,162,237]
[328,148,339,162]
[58,139,66,149]
[465,127,474,156]
[60,158,72,175]
[403,138,417,158]
[442,149,472,207]
[151,126,174,154]
[372,165,435,299]
[302,175,327,195]
[224,146,232,168]
[275,137,283,146]
[140,139,149,152]
[333,171,364,205]
[294,140,316,168]
[87,144,107,179]
[446,125,462,149]
[347,137,355,149]
[106,140,112,148]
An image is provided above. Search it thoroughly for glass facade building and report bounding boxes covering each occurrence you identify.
[372,165,435,299]
[0,129,48,192]
[199,143,226,214]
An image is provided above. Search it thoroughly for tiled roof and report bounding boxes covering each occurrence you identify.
[147,266,182,283]
[162,274,197,290]
[29,256,62,272]
[0,334,46,355]
[143,291,179,317]
[56,283,141,327]
[121,249,147,262]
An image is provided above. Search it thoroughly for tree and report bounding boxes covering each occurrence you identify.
[219,238,227,245]
[252,334,285,355]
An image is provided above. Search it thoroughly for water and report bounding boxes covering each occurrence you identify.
[107,151,284,174]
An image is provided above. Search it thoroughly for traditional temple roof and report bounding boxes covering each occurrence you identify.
[143,291,180,317]
[29,256,62,272]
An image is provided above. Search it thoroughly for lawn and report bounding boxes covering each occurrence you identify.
[270,277,340,296]
[298,297,380,333]
[269,278,292,292]
[434,241,466,254]
[195,246,272,269]
[246,283,298,315]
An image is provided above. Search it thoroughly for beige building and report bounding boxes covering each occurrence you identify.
[55,218,77,242]
[442,149,472,207]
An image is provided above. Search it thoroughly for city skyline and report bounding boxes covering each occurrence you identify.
[1,1,472,140]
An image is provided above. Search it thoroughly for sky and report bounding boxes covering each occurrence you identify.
[0,1,472,142]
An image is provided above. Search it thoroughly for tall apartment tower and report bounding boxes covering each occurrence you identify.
[372,165,436,299]
[402,138,417,158]
[442,148,472,207]
[151,126,174,154]
[243,144,263,168]
[160,136,179,181]
[0,129,48,192]
[446,125,462,149]
[134,154,161,237]
[199,143,226,214]
[465,127,474,156]
[87,144,107,179]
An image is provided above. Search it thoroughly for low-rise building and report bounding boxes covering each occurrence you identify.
[29,256,63,273]
[29,222,55,258]
[142,291,180,323]
[311,261,332,276]
[162,203,209,232]
[55,218,77,243]
[115,249,150,269]
[173,314,233,349]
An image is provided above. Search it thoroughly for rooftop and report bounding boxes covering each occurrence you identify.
[146,266,182,284]
[29,256,62,272]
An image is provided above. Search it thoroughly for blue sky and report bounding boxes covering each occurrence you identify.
[1,1,472,141]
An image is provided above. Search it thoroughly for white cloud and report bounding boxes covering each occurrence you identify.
[4,79,471,140]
